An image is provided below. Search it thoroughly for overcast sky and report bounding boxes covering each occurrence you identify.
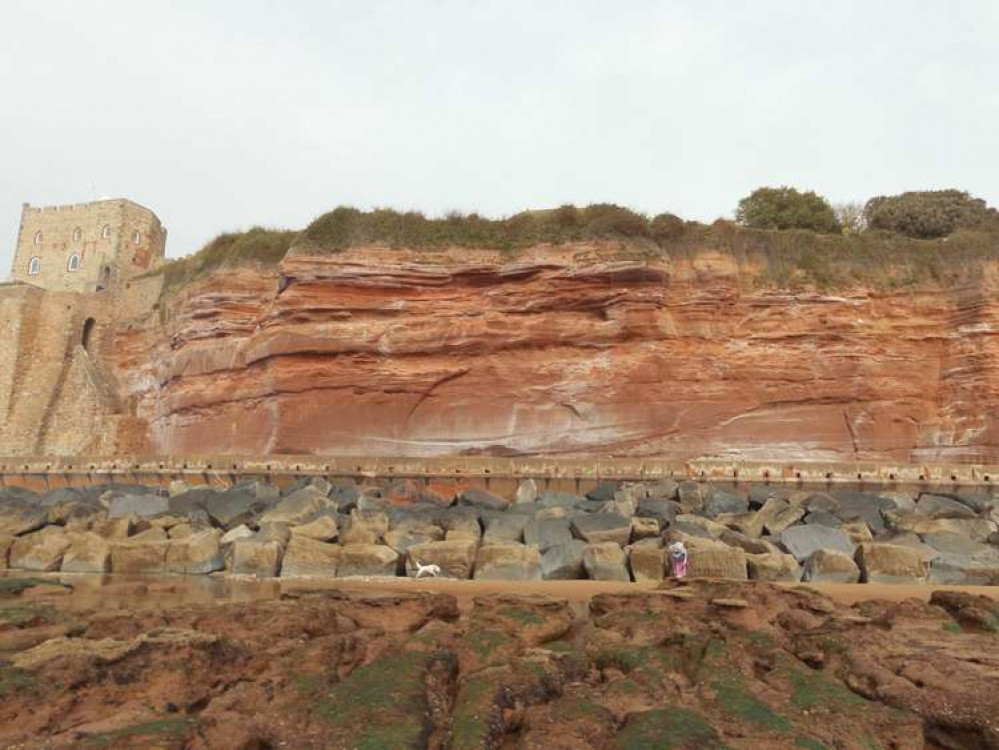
[2,1,997,277]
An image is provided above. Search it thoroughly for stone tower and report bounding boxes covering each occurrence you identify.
[10,198,167,293]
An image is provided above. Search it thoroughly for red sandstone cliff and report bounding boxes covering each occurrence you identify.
[111,243,999,463]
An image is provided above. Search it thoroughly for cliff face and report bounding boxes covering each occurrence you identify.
[106,243,999,463]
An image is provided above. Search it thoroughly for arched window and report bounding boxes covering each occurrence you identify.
[101,225,111,239]
[72,227,82,242]
[132,230,141,244]
[33,231,43,245]
[68,254,81,272]
[28,257,41,276]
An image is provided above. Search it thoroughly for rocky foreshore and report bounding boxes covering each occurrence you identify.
[2,478,999,585]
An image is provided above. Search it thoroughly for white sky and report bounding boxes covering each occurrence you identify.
[2,0,997,277]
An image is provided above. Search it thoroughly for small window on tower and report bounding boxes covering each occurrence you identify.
[132,231,141,244]
[72,227,82,242]
[28,257,41,276]
[33,231,43,245]
[68,254,81,272]
[101,225,111,239]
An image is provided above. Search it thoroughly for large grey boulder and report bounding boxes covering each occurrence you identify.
[205,488,272,528]
[337,544,400,577]
[383,521,444,553]
[804,510,842,528]
[635,497,678,525]
[719,529,778,555]
[928,550,999,585]
[780,525,855,563]
[538,491,586,510]
[687,544,747,579]
[0,505,47,536]
[916,494,978,519]
[60,532,111,573]
[802,493,839,513]
[703,490,748,518]
[231,538,283,577]
[107,494,169,520]
[629,546,666,582]
[586,482,619,503]
[9,528,72,571]
[856,543,929,584]
[570,513,631,546]
[644,479,678,501]
[803,549,860,583]
[747,552,801,582]
[279,536,338,577]
[483,514,529,544]
[677,481,704,512]
[541,540,587,580]
[459,489,510,512]
[922,532,983,557]
[258,486,329,526]
[583,542,630,581]
[524,517,573,552]
[406,540,478,579]
[830,491,890,534]
[474,543,542,581]
[748,485,778,509]
[165,529,224,575]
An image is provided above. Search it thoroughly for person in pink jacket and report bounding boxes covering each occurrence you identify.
[668,541,689,578]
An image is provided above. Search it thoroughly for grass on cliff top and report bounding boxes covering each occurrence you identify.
[157,227,298,290]
[153,204,999,293]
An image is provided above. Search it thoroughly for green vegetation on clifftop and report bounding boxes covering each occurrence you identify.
[154,202,999,293]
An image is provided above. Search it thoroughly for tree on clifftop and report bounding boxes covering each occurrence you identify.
[735,186,841,234]
[864,190,999,239]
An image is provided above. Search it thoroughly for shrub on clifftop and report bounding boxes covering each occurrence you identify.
[300,204,667,250]
[736,187,841,234]
[864,190,999,239]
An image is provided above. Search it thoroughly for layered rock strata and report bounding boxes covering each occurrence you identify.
[110,244,999,462]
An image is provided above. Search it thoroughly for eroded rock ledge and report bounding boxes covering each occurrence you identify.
[2,576,998,748]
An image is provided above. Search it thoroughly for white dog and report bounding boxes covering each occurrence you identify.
[413,561,441,578]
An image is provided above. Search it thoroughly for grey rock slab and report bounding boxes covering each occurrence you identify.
[804,510,843,528]
[537,491,586,510]
[921,532,987,557]
[204,489,273,528]
[645,479,678,501]
[585,481,619,503]
[107,494,169,520]
[780,525,855,563]
[483,514,529,544]
[541,540,587,580]
[570,513,632,546]
[916,494,978,519]
[703,490,748,518]
[524,518,573,552]
[677,481,704,511]
[459,489,510,512]
[636,498,678,525]
[583,542,630,582]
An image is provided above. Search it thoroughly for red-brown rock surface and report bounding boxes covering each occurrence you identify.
[112,243,999,461]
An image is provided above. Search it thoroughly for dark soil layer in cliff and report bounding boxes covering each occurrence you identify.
[2,577,998,749]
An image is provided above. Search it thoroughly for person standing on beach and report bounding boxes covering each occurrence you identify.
[668,541,689,578]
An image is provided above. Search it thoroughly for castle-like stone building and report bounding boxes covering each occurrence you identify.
[1,198,167,456]
[11,199,167,293]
